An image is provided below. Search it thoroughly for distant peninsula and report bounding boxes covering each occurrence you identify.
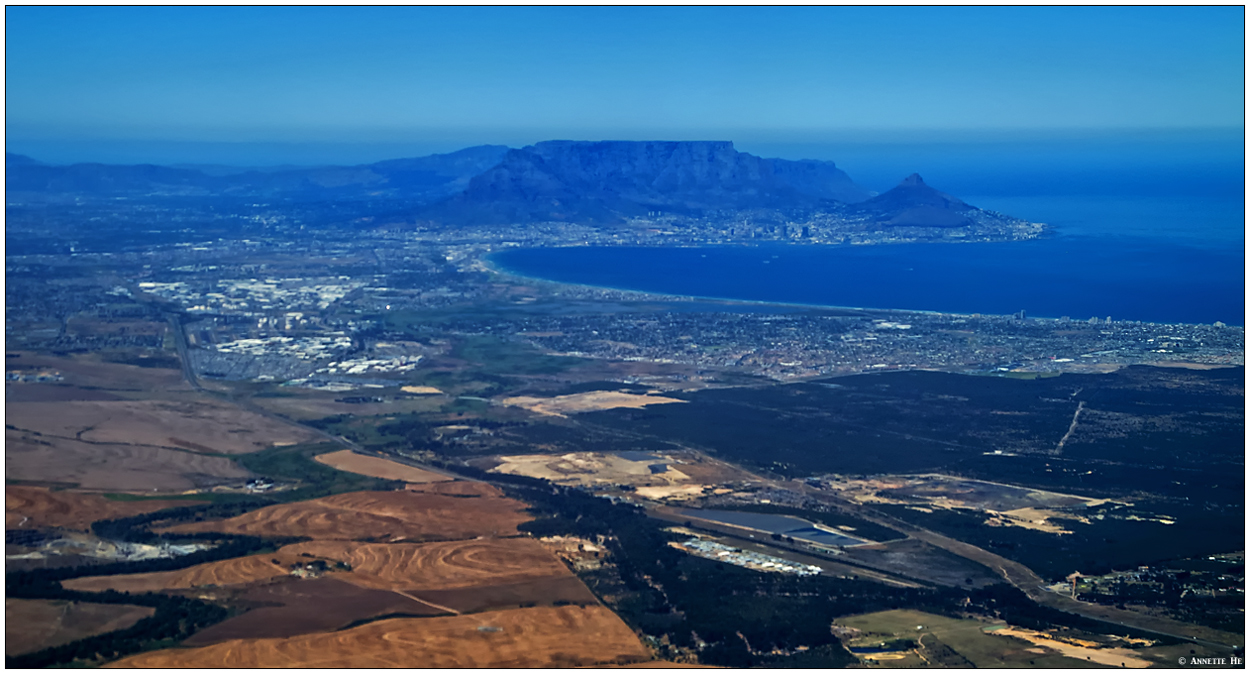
[5,141,1044,246]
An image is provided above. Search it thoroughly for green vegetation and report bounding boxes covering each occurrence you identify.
[450,334,586,376]
[4,589,228,668]
[415,464,1178,667]
[236,442,403,500]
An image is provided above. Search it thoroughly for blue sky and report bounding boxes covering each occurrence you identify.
[6,6,1244,165]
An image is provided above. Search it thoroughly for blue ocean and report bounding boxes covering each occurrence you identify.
[492,134,1245,326]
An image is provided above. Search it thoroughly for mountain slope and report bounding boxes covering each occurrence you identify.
[853,173,975,228]
[423,140,872,224]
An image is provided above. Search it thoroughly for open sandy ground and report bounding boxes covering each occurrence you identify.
[314,450,450,483]
[492,452,690,488]
[5,487,204,531]
[108,605,651,668]
[987,627,1153,668]
[499,390,687,417]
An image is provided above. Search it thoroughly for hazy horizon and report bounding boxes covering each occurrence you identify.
[7,6,1243,173]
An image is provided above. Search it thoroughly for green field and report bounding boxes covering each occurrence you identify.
[835,609,1105,668]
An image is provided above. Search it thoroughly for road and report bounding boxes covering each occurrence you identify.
[792,481,1243,651]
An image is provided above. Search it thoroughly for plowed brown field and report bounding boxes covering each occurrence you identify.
[6,429,252,492]
[161,490,531,541]
[181,577,444,646]
[6,599,155,657]
[314,450,450,483]
[109,605,650,668]
[279,537,571,591]
[62,550,324,593]
[7,399,315,455]
[5,487,204,531]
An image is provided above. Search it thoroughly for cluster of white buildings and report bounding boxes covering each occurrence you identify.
[212,335,353,359]
[137,276,362,314]
[313,355,422,376]
[676,538,823,576]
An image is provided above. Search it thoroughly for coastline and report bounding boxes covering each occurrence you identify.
[481,244,1245,329]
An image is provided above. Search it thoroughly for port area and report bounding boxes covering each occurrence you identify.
[651,514,924,588]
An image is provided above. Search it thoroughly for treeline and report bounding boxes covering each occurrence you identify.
[7,501,306,668]
[5,589,228,668]
[7,534,299,598]
[490,476,1179,666]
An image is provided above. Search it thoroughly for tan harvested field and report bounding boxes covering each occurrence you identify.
[162,490,531,541]
[6,428,252,492]
[109,605,651,668]
[500,390,686,417]
[62,549,328,594]
[404,480,503,497]
[5,487,203,531]
[280,537,572,591]
[6,599,155,656]
[7,399,316,455]
[314,450,450,483]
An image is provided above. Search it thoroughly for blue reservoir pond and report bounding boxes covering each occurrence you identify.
[676,508,867,547]
[491,235,1244,326]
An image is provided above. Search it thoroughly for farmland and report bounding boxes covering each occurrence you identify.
[61,549,335,594]
[160,489,532,541]
[6,599,155,657]
[281,537,574,590]
[313,449,451,483]
[108,605,650,668]
[6,428,253,492]
[7,398,316,455]
[5,487,204,531]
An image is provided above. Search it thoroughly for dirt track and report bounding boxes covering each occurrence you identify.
[161,490,532,541]
[108,605,651,668]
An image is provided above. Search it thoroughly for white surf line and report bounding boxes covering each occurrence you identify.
[1054,401,1086,455]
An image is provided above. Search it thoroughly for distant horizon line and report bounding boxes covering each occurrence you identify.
[9,126,1244,163]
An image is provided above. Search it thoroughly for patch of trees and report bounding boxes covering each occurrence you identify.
[499,479,1180,666]
[7,505,306,668]
[876,503,1244,581]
